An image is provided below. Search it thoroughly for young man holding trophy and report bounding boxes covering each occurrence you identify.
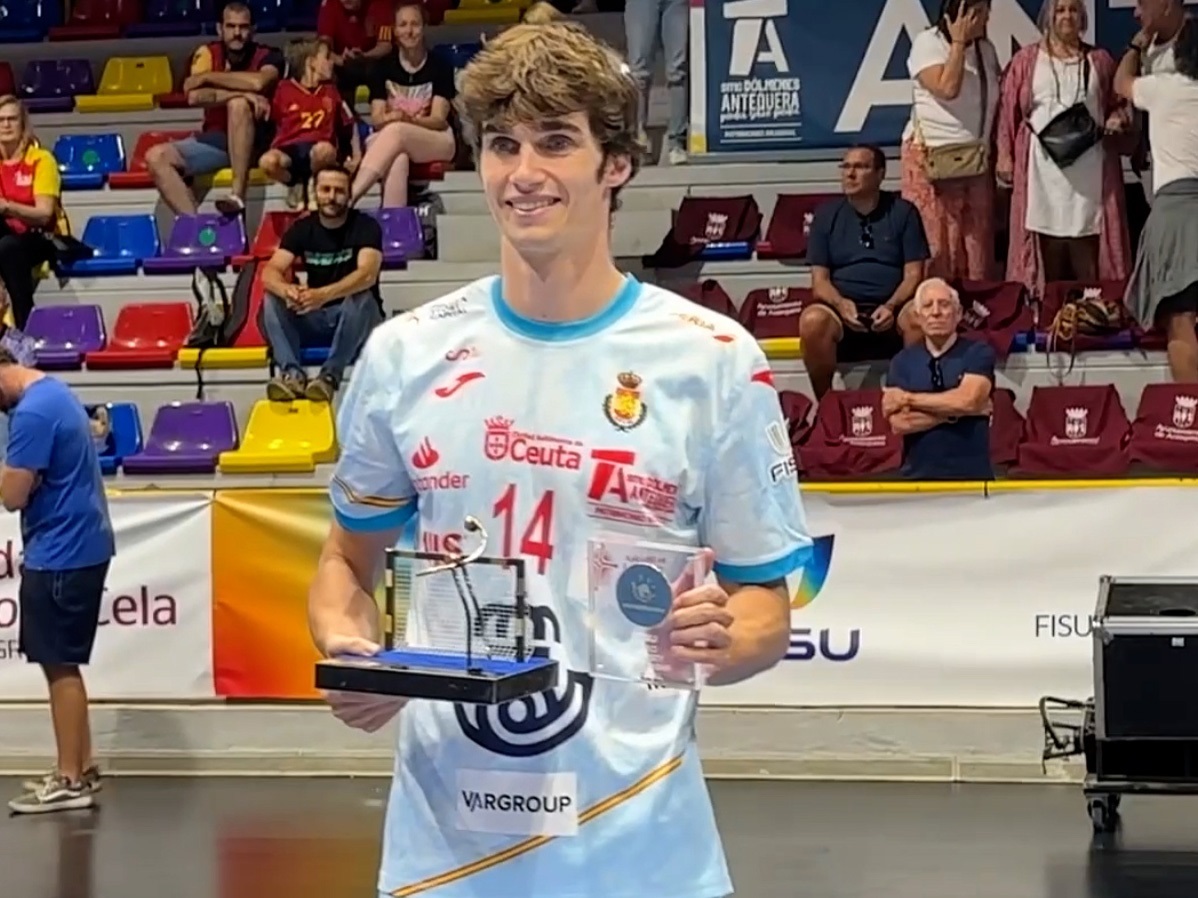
[308,21,813,898]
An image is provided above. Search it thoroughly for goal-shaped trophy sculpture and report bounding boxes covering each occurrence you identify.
[315,516,559,704]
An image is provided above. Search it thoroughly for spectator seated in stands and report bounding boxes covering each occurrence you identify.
[318,0,395,104]
[146,1,284,216]
[260,165,384,403]
[350,2,458,209]
[0,96,68,330]
[260,37,362,210]
[800,145,929,398]
[883,277,996,481]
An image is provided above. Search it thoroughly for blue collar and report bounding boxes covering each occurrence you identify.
[490,274,642,342]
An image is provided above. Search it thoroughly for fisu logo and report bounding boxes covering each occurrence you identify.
[455,604,593,757]
[723,0,791,78]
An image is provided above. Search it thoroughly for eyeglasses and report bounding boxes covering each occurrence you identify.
[928,356,945,391]
[859,218,874,250]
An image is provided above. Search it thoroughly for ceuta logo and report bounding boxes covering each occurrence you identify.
[411,438,439,470]
[434,371,485,398]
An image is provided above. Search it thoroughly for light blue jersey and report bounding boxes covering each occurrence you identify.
[330,275,812,898]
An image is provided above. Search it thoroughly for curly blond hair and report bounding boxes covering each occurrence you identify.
[457,22,644,206]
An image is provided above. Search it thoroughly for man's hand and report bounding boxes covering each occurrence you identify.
[290,286,326,313]
[882,387,911,416]
[1104,108,1131,134]
[870,305,895,332]
[662,549,734,671]
[248,93,271,119]
[835,298,866,332]
[321,634,408,732]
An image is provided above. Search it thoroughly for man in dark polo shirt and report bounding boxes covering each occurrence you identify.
[800,145,929,398]
[883,277,996,481]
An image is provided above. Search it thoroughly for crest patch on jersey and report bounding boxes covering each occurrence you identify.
[603,371,648,431]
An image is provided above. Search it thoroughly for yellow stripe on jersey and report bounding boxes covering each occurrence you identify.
[390,752,686,898]
[330,475,412,510]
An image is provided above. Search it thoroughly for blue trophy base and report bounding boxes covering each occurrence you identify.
[315,649,560,704]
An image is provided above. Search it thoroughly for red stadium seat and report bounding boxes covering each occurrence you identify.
[108,130,195,189]
[681,280,737,319]
[0,63,14,96]
[957,280,1033,359]
[738,286,811,340]
[756,193,837,259]
[989,388,1024,467]
[779,390,815,449]
[234,211,306,267]
[644,196,762,268]
[50,0,141,41]
[1127,383,1198,474]
[85,302,192,370]
[409,161,450,182]
[1013,384,1130,477]
[798,389,902,480]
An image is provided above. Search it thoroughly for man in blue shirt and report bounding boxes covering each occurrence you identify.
[883,278,996,481]
[0,348,115,815]
[801,145,930,397]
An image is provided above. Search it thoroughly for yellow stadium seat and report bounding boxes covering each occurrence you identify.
[355,84,369,105]
[443,5,523,24]
[177,347,270,369]
[219,399,338,474]
[205,167,269,188]
[760,337,802,360]
[75,56,173,113]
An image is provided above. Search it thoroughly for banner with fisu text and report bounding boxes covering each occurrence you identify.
[208,483,1198,706]
[688,0,1161,155]
[0,492,214,700]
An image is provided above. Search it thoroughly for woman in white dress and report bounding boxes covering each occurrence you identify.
[994,0,1133,292]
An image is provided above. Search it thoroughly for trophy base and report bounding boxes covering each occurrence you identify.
[315,650,560,705]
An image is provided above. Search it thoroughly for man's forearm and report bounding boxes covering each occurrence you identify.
[810,279,846,308]
[261,266,293,299]
[907,389,985,417]
[883,272,922,311]
[189,87,251,107]
[317,267,378,303]
[308,554,382,656]
[889,409,942,435]
[204,71,271,92]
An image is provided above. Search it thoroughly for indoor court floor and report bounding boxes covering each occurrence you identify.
[4,776,1198,898]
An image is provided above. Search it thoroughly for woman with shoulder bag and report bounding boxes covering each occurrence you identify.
[902,0,1000,281]
[995,0,1133,295]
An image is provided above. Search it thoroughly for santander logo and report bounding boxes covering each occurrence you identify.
[412,438,440,470]
[434,371,485,398]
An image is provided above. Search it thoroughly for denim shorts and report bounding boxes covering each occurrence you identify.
[173,132,232,177]
[18,561,111,666]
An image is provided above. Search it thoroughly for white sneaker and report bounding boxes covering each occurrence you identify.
[23,764,102,795]
[667,146,688,166]
[285,182,305,210]
[9,775,95,815]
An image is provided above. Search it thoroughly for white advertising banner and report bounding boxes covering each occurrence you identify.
[702,486,1198,708]
[0,493,215,699]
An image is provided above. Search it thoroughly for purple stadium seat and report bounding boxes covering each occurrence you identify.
[19,59,95,113]
[25,305,107,370]
[141,213,247,274]
[126,0,201,36]
[368,207,424,267]
[122,401,240,475]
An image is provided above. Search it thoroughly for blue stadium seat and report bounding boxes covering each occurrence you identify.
[300,347,330,366]
[125,0,202,37]
[282,0,320,30]
[54,134,126,190]
[89,403,143,475]
[67,215,161,276]
[0,0,57,42]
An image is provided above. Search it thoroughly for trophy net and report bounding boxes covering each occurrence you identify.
[383,545,529,668]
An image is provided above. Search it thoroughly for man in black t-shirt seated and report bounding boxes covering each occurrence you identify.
[260,165,385,403]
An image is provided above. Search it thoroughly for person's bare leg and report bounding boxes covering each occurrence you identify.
[1067,235,1100,283]
[380,152,412,207]
[145,144,198,215]
[225,97,256,202]
[1166,310,1198,383]
[351,123,455,205]
[258,148,292,185]
[798,305,842,399]
[44,665,88,783]
[310,141,338,174]
[897,303,922,346]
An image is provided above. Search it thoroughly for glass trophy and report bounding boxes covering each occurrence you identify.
[315,516,559,705]
[586,533,708,691]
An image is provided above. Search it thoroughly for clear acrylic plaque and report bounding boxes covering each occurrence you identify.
[586,533,708,691]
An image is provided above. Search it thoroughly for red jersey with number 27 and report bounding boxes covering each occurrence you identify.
[270,79,354,148]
